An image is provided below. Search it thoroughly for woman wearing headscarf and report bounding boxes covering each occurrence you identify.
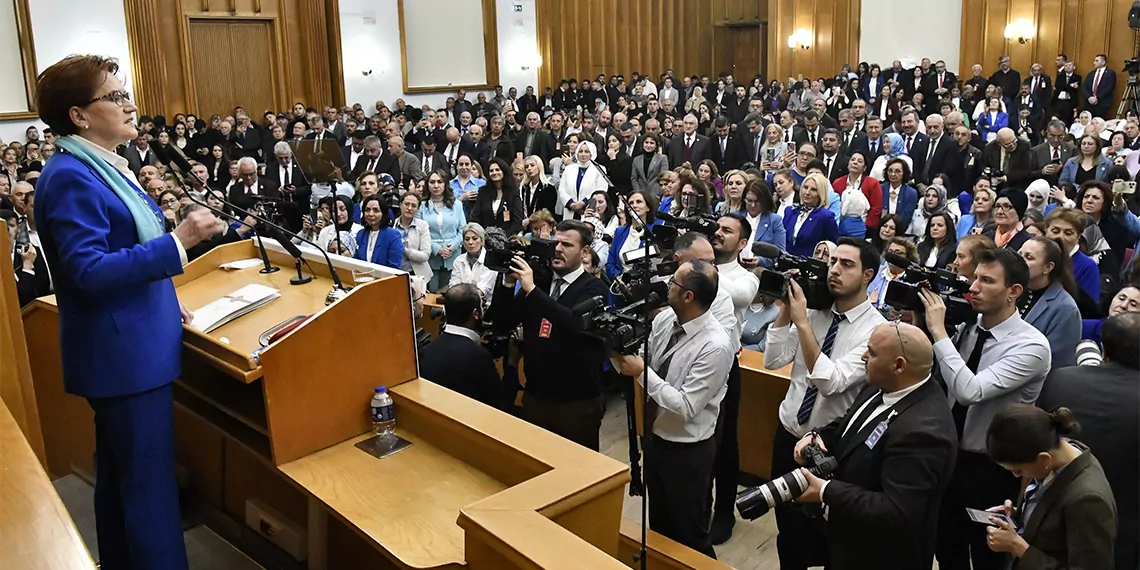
[557,140,609,219]
[911,183,954,239]
[1024,179,1057,219]
[984,189,1032,250]
[1069,110,1093,139]
[868,132,912,181]
[317,194,363,256]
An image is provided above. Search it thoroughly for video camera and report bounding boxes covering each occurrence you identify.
[1125,57,1139,75]
[751,242,834,310]
[250,195,285,225]
[736,442,837,520]
[484,235,556,273]
[881,252,975,326]
[610,244,675,308]
[575,294,663,354]
[655,211,718,249]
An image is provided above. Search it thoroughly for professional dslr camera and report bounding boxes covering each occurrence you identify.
[982,166,1005,187]
[751,242,834,310]
[736,442,837,520]
[575,291,668,355]
[881,252,975,326]
[251,195,285,225]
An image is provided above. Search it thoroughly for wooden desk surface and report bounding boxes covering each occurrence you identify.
[280,429,507,569]
[0,400,94,569]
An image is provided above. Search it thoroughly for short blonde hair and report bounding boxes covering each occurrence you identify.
[801,173,832,208]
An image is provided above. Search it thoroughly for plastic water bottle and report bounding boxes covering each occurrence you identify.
[370,387,396,438]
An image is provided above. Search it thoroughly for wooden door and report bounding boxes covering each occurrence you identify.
[731,26,762,82]
[188,19,278,118]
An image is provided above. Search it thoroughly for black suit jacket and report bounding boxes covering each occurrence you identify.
[121,144,159,175]
[13,244,51,307]
[264,159,312,208]
[839,130,869,157]
[516,129,556,172]
[1037,362,1138,570]
[817,380,958,570]
[230,126,263,161]
[419,331,506,408]
[490,273,609,401]
[793,126,825,149]
[946,144,983,196]
[350,151,402,186]
[413,151,449,177]
[915,135,954,185]
[820,152,848,182]
[709,133,735,171]
[1082,67,1117,111]
[520,181,558,219]
[981,139,1033,190]
[469,185,525,235]
[902,132,932,178]
[666,133,712,167]
[227,179,282,214]
[1025,75,1053,108]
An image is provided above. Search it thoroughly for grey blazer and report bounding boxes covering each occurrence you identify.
[631,152,670,198]
[1023,280,1081,368]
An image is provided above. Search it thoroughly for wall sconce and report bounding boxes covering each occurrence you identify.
[520,51,543,71]
[1004,19,1035,44]
[787,29,812,51]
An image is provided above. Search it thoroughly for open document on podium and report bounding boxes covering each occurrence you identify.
[190,284,281,333]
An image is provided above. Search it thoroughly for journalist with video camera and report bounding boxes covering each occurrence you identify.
[781,322,957,570]
[610,259,734,558]
[920,247,1051,570]
[419,283,505,408]
[762,237,886,570]
[491,219,609,450]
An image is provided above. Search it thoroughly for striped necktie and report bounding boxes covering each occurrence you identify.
[797,312,845,425]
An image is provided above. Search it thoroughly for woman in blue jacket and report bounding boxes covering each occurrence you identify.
[417,169,467,291]
[354,195,404,269]
[976,96,1008,142]
[1044,207,1101,308]
[606,189,662,280]
[1058,135,1113,187]
[783,172,838,258]
[1018,237,1082,368]
[742,178,785,267]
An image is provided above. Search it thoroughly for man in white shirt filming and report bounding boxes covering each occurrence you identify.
[611,259,734,559]
[762,237,886,570]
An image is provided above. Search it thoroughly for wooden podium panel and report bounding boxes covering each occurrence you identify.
[738,350,792,481]
[0,230,44,464]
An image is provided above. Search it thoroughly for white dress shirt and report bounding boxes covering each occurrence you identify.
[70,135,187,265]
[443,325,481,343]
[716,260,759,351]
[764,299,886,437]
[933,312,1051,453]
[841,377,931,437]
[448,248,498,298]
[639,309,734,442]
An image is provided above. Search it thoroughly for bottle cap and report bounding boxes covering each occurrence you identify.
[375,386,387,393]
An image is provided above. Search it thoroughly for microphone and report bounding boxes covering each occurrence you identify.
[883,252,914,269]
[152,144,347,297]
[751,241,783,259]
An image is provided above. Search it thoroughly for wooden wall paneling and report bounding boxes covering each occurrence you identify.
[186,21,234,119]
[297,0,333,109]
[124,0,169,116]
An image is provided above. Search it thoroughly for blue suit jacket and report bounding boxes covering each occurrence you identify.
[35,152,185,399]
[783,206,839,258]
[353,227,405,269]
[606,220,664,280]
[977,111,1009,139]
[1024,281,1081,368]
[751,212,786,267]
[881,184,919,232]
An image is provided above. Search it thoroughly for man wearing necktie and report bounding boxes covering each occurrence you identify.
[919,248,1050,570]
[1082,54,1116,119]
[789,322,957,569]
[669,114,708,167]
[762,239,886,570]
[611,260,734,559]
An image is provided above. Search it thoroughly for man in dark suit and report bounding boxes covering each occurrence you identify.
[730,113,763,170]
[819,129,849,182]
[1036,311,1140,570]
[516,86,540,117]
[265,142,311,231]
[228,157,282,215]
[1082,54,1117,119]
[708,117,734,171]
[837,110,869,156]
[1025,63,1053,114]
[414,137,449,177]
[948,124,984,195]
[323,107,348,145]
[1030,120,1077,186]
[490,220,609,450]
[863,117,888,161]
[517,112,556,172]
[419,283,505,408]
[1053,60,1081,125]
[899,110,931,177]
[618,122,643,159]
[793,322,956,570]
[122,130,159,176]
[666,113,711,167]
[230,113,263,162]
[342,129,368,173]
[916,114,954,185]
[302,115,337,146]
[793,110,825,148]
[350,135,402,186]
[989,55,1022,109]
[925,61,957,106]
[982,128,1034,190]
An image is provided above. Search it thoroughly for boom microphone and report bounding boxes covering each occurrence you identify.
[750,241,783,259]
[151,144,347,295]
[884,252,914,269]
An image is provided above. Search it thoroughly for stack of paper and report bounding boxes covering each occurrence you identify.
[220,258,267,271]
[190,284,281,333]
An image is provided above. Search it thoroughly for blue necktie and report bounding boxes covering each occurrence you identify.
[1018,480,1040,535]
[796,312,844,425]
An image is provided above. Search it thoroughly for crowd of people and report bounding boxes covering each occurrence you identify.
[5,51,1139,570]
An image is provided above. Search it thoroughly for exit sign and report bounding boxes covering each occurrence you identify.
[514,3,522,12]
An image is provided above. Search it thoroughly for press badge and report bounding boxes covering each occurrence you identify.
[865,420,888,449]
[539,318,552,338]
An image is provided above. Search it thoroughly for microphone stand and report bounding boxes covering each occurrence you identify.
[589,157,658,570]
[154,146,348,304]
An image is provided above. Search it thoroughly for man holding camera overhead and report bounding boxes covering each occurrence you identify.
[920,248,1050,570]
[790,322,957,570]
[762,237,886,570]
[611,259,734,559]
[491,219,609,450]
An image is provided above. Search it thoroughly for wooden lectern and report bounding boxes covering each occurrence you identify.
[23,239,636,569]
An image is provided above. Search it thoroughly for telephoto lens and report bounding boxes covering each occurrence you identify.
[735,443,838,520]
[1074,339,1103,367]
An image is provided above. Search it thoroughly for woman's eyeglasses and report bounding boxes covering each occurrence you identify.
[993,203,1015,212]
[85,90,132,107]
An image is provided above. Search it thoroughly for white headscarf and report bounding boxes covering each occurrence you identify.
[576,140,598,164]
[1025,179,1051,216]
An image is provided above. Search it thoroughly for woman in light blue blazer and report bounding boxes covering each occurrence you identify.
[417,169,467,291]
[783,172,839,258]
[743,178,785,267]
[1018,236,1082,368]
[1058,134,1113,187]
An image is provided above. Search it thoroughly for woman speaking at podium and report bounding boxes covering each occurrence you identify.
[33,55,222,569]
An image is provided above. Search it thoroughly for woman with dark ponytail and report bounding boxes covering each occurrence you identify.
[983,404,1117,569]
